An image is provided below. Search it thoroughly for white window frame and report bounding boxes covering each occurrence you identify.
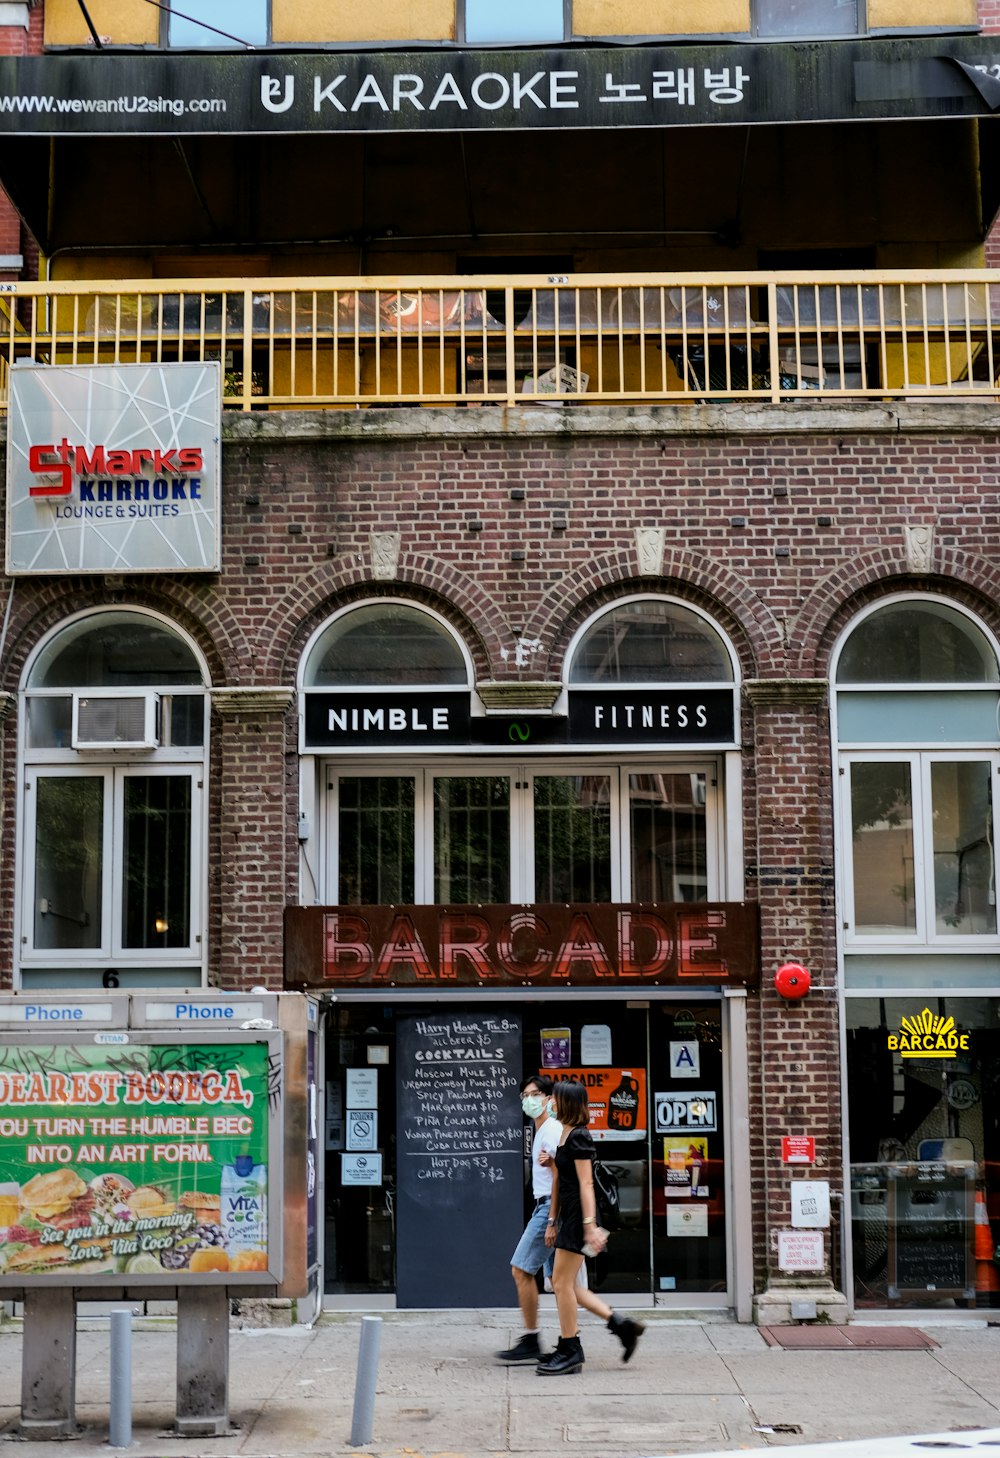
[16,608,211,986]
[21,764,205,967]
[322,757,723,905]
[839,749,1000,952]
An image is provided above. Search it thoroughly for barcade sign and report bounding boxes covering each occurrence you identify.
[6,362,221,575]
[284,902,761,990]
[0,1040,271,1285]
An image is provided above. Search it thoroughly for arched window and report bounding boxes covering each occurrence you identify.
[569,599,735,685]
[19,611,209,985]
[834,597,1000,958]
[303,602,470,687]
[837,600,998,686]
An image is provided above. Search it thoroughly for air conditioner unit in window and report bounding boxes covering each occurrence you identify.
[71,694,160,750]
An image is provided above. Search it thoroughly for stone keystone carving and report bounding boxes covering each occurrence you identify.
[635,527,665,577]
[904,524,934,574]
[371,531,402,581]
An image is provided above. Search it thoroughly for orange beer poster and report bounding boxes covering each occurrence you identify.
[547,1068,647,1141]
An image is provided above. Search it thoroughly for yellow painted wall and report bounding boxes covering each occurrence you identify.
[573,0,748,34]
[44,0,157,46]
[41,0,977,46]
[50,256,153,281]
[869,0,977,26]
[273,0,454,42]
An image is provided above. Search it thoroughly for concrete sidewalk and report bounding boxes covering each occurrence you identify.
[0,1310,998,1458]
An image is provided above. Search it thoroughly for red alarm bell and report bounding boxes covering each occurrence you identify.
[774,962,811,999]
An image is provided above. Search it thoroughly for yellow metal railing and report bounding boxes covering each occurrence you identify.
[2,272,999,411]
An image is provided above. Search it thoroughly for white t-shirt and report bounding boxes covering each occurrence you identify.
[532,1115,562,1198]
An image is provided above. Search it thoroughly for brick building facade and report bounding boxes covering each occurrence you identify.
[2,1,1000,1320]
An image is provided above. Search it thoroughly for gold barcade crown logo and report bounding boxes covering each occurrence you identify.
[887,1007,970,1059]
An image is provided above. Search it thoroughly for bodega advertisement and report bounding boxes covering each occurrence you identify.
[5,362,222,575]
[0,1041,271,1284]
[549,1068,647,1142]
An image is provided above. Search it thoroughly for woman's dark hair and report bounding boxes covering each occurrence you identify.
[553,1079,590,1129]
[520,1073,554,1096]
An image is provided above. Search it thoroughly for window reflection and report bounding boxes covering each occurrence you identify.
[534,776,612,901]
[307,605,468,687]
[631,773,707,901]
[571,602,733,685]
[837,603,998,684]
[850,762,915,934]
[434,777,510,903]
[755,0,858,35]
[931,762,996,935]
[339,777,416,904]
[34,777,104,949]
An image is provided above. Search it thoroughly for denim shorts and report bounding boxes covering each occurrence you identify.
[510,1197,554,1278]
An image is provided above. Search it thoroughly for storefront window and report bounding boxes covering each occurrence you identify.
[324,999,729,1302]
[846,998,1000,1310]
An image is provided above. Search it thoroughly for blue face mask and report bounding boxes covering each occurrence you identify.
[521,1094,545,1119]
[547,1100,557,1119]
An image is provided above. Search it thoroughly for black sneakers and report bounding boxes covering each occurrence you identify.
[495,1332,544,1363]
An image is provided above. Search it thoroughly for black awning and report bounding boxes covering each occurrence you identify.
[1,35,1000,138]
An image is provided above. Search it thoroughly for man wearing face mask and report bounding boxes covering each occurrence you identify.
[495,1074,561,1363]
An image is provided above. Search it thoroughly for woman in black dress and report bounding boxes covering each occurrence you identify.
[538,1080,645,1375]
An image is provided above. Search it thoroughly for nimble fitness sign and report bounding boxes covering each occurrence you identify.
[0,1041,270,1284]
[5,362,221,574]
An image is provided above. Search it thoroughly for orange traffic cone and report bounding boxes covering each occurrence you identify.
[975,1190,994,1260]
[974,1192,1000,1299]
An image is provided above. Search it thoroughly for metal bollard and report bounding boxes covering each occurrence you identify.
[349,1315,383,1448]
[109,1308,133,1448]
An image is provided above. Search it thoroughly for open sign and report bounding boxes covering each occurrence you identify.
[654,1091,718,1133]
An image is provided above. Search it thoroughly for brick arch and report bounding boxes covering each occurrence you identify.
[262,550,513,685]
[792,546,1000,680]
[0,579,252,694]
[524,548,783,682]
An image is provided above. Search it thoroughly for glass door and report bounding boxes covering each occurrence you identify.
[323,1004,398,1296]
[522,1001,728,1299]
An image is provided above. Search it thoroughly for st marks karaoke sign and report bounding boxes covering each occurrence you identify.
[1,39,1000,136]
[6,363,222,575]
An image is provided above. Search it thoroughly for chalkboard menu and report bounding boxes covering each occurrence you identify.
[887,1163,975,1301]
[396,1011,523,1308]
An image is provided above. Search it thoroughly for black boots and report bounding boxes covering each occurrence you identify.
[536,1335,584,1375]
[608,1311,646,1363]
[495,1331,544,1363]
[533,1318,643,1374]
